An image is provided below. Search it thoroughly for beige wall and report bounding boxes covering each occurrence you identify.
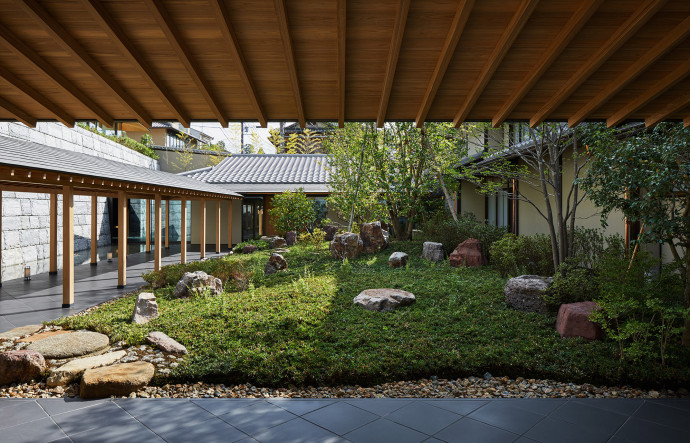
[189,199,241,246]
[459,181,485,219]
[127,128,166,147]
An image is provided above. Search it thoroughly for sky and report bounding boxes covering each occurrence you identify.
[190,122,284,154]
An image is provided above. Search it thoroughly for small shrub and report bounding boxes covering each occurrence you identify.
[421,211,506,256]
[268,188,317,235]
[232,239,270,254]
[543,263,597,310]
[489,233,553,278]
[299,227,326,252]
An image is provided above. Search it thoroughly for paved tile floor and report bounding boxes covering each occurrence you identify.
[0,397,689,442]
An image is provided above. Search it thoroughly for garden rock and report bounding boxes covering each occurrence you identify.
[146,332,188,355]
[270,237,286,248]
[330,233,363,259]
[173,271,223,298]
[354,289,416,312]
[242,244,258,254]
[80,362,155,399]
[131,292,159,324]
[323,225,338,241]
[449,238,487,267]
[18,330,71,343]
[264,253,288,275]
[47,350,126,387]
[504,275,552,314]
[26,331,109,359]
[360,221,389,254]
[422,242,444,262]
[0,324,43,340]
[0,350,45,385]
[286,231,297,246]
[388,252,409,268]
[556,302,604,340]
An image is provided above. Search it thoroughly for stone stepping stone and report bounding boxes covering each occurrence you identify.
[47,350,126,387]
[146,331,187,355]
[18,330,72,343]
[80,361,155,399]
[26,331,109,359]
[354,288,416,312]
[0,324,43,340]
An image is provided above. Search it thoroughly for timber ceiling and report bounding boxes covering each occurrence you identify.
[0,0,688,129]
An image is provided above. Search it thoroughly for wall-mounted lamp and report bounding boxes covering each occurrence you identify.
[107,252,113,262]
[24,265,31,281]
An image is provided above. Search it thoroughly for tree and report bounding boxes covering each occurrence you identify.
[580,122,690,344]
[268,188,317,235]
[269,128,323,154]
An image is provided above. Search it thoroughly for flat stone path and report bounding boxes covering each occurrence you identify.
[0,397,688,442]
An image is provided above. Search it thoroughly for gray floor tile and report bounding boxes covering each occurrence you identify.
[47,437,72,443]
[115,398,192,416]
[385,402,462,435]
[191,398,264,416]
[524,416,610,443]
[157,416,249,443]
[633,400,690,432]
[572,398,644,416]
[266,398,335,416]
[0,416,68,443]
[51,401,134,434]
[0,399,48,429]
[302,401,378,435]
[68,417,164,443]
[344,398,414,416]
[494,398,566,416]
[433,417,518,443]
[647,399,690,412]
[614,416,690,442]
[37,398,108,416]
[134,402,215,435]
[217,401,296,436]
[252,417,346,443]
[423,400,488,416]
[550,400,628,434]
[467,401,543,435]
[344,418,428,443]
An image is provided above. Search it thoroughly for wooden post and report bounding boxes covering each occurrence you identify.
[258,209,263,236]
[180,199,187,264]
[49,193,58,274]
[200,198,206,259]
[227,200,233,249]
[145,198,151,252]
[117,191,127,288]
[165,199,170,249]
[90,195,97,265]
[155,194,162,271]
[62,185,74,307]
[0,191,2,286]
[216,200,221,254]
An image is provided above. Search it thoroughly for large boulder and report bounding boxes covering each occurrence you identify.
[556,302,604,340]
[330,233,363,260]
[422,242,444,262]
[242,244,258,254]
[80,362,155,399]
[26,331,110,359]
[47,351,127,387]
[388,252,409,268]
[265,253,288,275]
[360,221,389,254]
[449,238,487,268]
[131,292,159,325]
[504,275,552,314]
[146,332,188,355]
[0,350,46,385]
[354,289,416,312]
[323,225,338,241]
[173,271,223,298]
[270,237,286,249]
[285,231,297,246]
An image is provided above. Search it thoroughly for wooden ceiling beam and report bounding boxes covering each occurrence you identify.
[0,24,113,127]
[274,0,305,128]
[415,0,474,128]
[453,0,539,128]
[530,0,666,128]
[80,0,190,127]
[569,15,690,128]
[492,0,601,127]
[644,91,690,127]
[0,64,74,127]
[607,57,690,127]
[0,95,36,127]
[337,0,346,128]
[685,116,690,128]
[20,0,152,127]
[143,0,228,127]
[377,0,410,128]
[210,0,267,128]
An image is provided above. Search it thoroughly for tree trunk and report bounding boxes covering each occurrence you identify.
[683,247,690,347]
[422,126,458,221]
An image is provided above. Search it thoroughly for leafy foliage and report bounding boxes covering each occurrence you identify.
[421,211,506,256]
[232,239,270,254]
[268,188,317,235]
[77,122,158,159]
[490,233,554,278]
[299,227,326,252]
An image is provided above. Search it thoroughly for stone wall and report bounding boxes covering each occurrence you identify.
[0,122,159,280]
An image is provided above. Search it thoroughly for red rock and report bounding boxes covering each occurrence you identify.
[0,350,46,385]
[449,238,487,267]
[556,302,604,340]
[242,245,258,254]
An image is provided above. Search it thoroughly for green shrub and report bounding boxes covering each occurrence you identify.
[268,188,317,235]
[543,264,597,310]
[77,122,158,159]
[299,227,326,251]
[232,239,270,254]
[142,256,246,291]
[489,233,553,278]
[421,211,506,256]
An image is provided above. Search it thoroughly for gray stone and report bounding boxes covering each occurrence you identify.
[285,231,297,246]
[504,275,553,314]
[80,362,155,399]
[360,221,389,254]
[26,331,110,359]
[0,324,43,340]
[354,289,416,312]
[270,237,287,248]
[265,253,288,275]
[323,225,338,241]
[388,252,409,268]
[146,332,188,355]
[422,242,444,262]
[131,292,159,325]
[330,232,363,260]
[0,350,46,385]
[173,271,223,298]
[242,244,258,254]
[47,350,127,387]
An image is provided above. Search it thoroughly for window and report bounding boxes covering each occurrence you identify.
[486,180,517,234]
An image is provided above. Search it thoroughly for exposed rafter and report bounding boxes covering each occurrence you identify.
[0,64,74,126]
[337,0,346,128]
[607,57,690,127]
[492,0,602,127]
[0,95,36,127]
[569,15,690,127]
[143,0,228,127]
[0,23,113,126]
[210,0,266,128]
[645,91,690,127]
[377,0,410,128]
[453,0,539,128]
[274,0,305,128]
[685,116,690,128]
[20,0,152,126]
[415,0,474,128]
[530,0,666,127]
[80,0,190,127]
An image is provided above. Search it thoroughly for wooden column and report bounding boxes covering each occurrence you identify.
[216,200,221,254]
[90,195,97,265]
[258,209,263,236]
[0,191,2,286]
[117,191,127,288]
[154,194,162,271]
[165,199,170,249]
[200,198,206,259]
[180,199,187,264]
[227,200,233,249]
[49,193,58,275]
[62,185,74,307]
[145,198,151,252]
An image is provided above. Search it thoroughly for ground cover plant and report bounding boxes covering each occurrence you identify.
[54,241,690,389]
